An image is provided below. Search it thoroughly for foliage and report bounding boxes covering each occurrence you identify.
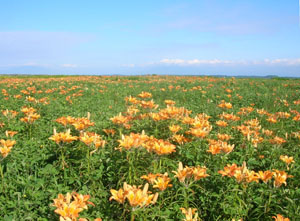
[0,75,299,220]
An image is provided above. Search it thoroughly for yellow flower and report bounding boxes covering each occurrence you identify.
[180,208,199,221]
[21,106,37,114]
[172,134,190,145]
[110,113,131,125]
[5,130,18,137]
[2,109,18,118]
[187,128,211,138]
[169,125,182,134]
[215,120,228,127]
[117,133,145,151]
[217,133,232,141]
[140,100,158,109]
[149,139,176,155]
[173,162,209,183]
[55,116,76,126]
[52,192,95,221]
[20,113,40,123]
[103,129,116,136]
[257,171,273,184]
[164,100,176,106]
[153,176,172,191]
[110,188,126,204]
[125,96,140,105]
[192,166,209,181]
[0,139,16,158]
[273,170,293,187]
[49,129,78,144]
[110,183,158,208]
[219,162,260,184]
[173,162,192,183]
[142,173,172,191]
[218,100,232,109]
[138,91,152,98]
[141,173,161,184]
[207,140,234,155]
[279,155,294,165]
[269,136,286,145]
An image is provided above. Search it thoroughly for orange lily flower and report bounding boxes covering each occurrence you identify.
[279,155,294,165]
[180,208,199,221]
[49,129,78,144]
[272,214,290,221]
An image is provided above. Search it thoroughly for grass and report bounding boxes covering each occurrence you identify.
[0,75,299,220]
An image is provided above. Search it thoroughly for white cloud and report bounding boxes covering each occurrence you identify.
[160,59,185,64]
[158,58,300,66]
[160,58,236,65]
[62,64,78,68]
[262,58,300,65]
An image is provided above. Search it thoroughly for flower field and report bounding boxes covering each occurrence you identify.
[0,75,299,220]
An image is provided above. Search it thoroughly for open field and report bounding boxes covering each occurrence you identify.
[0,75,299,220]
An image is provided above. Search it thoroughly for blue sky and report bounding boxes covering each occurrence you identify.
[0,0,300,76]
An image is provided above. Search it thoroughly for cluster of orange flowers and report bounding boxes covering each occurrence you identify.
[102,128,116,136]
[2,109,18,119]
[219,112,240,122]
[173,162,209,184]
[206,139,235,155]
[269,136,286,145]
[180,208,200,221]
[169,124,191,144]
[140,99,158,109]
[0,139,16,158]
[117,131,176,155]
[26,96,50,105]
[237,106,254,115]
[169,124,182,133]
[172,134,191,145]
[49,129,78,144]
[186,114,212,138]
[56,115,95,131]
[5,130,18,138]
[110,113,132,129]
[141,173,172,191]
[279,155,294,165]
[218,100,233,109]
[20,106,40,124]
[235,119,264,147]
[110,182,158,208]
[52,192,101,221]
[138,91,152,98]
[79,132,106,153]
[149,105,191,121]
[218,162,293,187]
[215,120,228,127]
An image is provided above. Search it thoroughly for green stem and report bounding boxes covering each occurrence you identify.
[29,124,32,139]
[0,163,4,192]
[127,151,134,184]
[159,157,162,171]
[60,146,65,169]
[183,185,189,208]
[131,211,135,221]
[87,147,90,175]
[59,145,67,185]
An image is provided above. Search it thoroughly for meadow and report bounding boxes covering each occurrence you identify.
[0,75,299,221]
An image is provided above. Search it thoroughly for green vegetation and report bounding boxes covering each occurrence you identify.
[0,75,299,220]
